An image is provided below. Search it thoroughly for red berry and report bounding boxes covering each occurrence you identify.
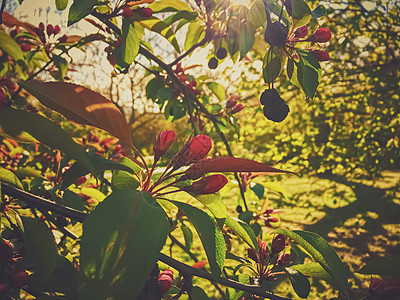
[54,25,61,35]
[11,270,29,289]
[46,24,54,35]
[122,6,133,18]
[0,240,13,261]
[138,7,153,18]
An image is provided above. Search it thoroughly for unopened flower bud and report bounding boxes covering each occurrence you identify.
[158,274,173,294]
[38,22,45,32]
[185,134,212,164]
[307,28,331,43]
[138,7,153,18]
[54,25,61,35]
[154,130,176,161]
[0,240,13,262]
[277,252,291,265]
[258,237,269,262]
[225,99,237,109]
[264,21,288,47]
[183,174,228,194]
[271,234,286,255]
[20,43,32,52]
[310,49,330,61]
[74,176,87,186]
[294,25,308,38]
[122,6,133,18]
[160,269,174,278]
[231,104,243,114]
[46,24,54,35]
[58,34,68,43]
[11,270,29,288]
[247,247,258,261]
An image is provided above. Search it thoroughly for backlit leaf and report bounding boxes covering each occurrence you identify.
[206,82,225,101]
[0,167,23,189]
[20,81,134,148]
[286,267,311,298]
[79,190,169,299]
[148,0,192,13]
[292,0,312,20]
[0,29,25,62]
[0,108,91,171]
[170,201,225,277]
[184,21,204,51]
[225,216,258,250]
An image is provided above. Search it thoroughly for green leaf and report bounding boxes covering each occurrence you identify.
[184,21,204,51]
[239,22,255,60]
[357,255,400,278]
[79,190,169,299]
[189,192,227,223]
[29,255,78,298]
[0,167,23,189]
[0,108,92,171]
[264,182,290,202]
[191,286,210,299]
[116,19,139,67]
[312,5,326,19]
[292,0,312,20]
[248,0,267,28]
[61,153,135,190]
[146,77,165,100]
[164,10,198,27]
[53,55,68,80]
[250,183,264,200]
[139,17,180,52]
[181,223,193,250]
[55,0,68,11]
[274,229,348,292]
[206,82,225,101]
[170,201,225,277]
[111,169,140,190]
[148,0,193,13]
[287,58,301,88]
[297,49,321,97]
[286,267,311,299]
[0,30,25,62]
[225,216,258,250]
[68,0,96,26]
[63,190,85,211]
[22,217,59,278]
[291,262,332,282]
[263,48,285,84]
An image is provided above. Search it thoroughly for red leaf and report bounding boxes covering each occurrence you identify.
[2,12,36,35]
[20,81,134,148]
[185,157,296,179]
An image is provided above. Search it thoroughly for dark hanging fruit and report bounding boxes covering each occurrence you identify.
[264,21,289,47]
[216,47,227,59]
[208,57,218,69]
[260,88,290,122]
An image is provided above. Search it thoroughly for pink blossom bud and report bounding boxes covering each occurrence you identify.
[158,274,173,294]
[74,176,87,186]
[231,104,243,114]
[160,269,174,278]
[307,28,331,43]
[20,43,32,52]
[138,7,153,18]
[294,25,308,38]
[122,6,133,18]
[277,252,291,265]
[46,24,54,35]
[38,22,45,32]
[58,34,68,43]
[310,49,330,61]
[271,234,286,255]
[112,144,122,155]
[247,247,258,261]
[153,130,176,161]
[185,134,212,164]
[225,99,237,109]
[369,278,387,297]
[54,25,61,35]
[258,236,269,262]
[184,174,228,194]
[11,270,29,288]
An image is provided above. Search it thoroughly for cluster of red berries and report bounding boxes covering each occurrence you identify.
[0,240,29,298]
